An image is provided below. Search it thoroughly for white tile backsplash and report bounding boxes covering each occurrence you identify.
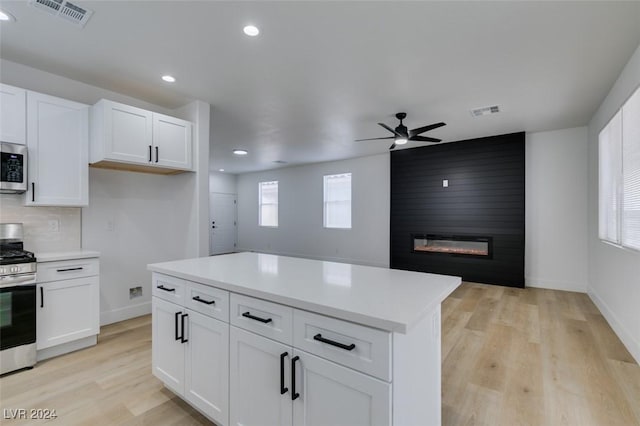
[0,194,81,253]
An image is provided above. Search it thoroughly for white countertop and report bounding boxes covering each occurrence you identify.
[36,250,100,263]
[148,252,460,334]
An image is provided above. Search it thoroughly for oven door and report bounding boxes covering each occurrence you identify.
[0,283,36,351]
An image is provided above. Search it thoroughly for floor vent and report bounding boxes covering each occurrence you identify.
[470,105,501,117]
[29,0,93,27]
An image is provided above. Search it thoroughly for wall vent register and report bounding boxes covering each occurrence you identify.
[412,234,492,258]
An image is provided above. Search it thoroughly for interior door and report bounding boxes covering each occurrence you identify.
[210,192,237,255]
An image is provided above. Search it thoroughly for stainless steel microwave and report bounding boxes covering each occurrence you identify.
[0,142,28,194]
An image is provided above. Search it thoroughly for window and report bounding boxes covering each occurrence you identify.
[599,85,640,251]
[324,173,351,229]
[259,181,278,227]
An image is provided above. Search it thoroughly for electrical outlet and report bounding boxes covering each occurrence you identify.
[47,219,60,232]
[129,286,142,299]
[107,220,115,232]
[442,179,449,188]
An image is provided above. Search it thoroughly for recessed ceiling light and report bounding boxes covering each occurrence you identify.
[243,25,259,37]
[219,168,225,172]
[0,9,16,22]
[233,149,248,156]
[161,75,176,83]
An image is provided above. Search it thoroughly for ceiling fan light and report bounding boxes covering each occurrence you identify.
[395,137,408,145]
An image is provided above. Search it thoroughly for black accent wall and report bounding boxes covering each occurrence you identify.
[390,132,525,287]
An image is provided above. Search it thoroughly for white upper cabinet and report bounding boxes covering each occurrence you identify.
[26,91,89,206]
[0,84,26,144]
[91,99,193,173]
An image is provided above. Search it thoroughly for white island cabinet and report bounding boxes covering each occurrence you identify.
[148,252,460,426]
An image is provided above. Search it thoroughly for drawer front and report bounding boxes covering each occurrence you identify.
[152,273,185,305]
[37,258,99,283]
[230,293,293,345]
[293,309,391,381]
[184,281,229,322]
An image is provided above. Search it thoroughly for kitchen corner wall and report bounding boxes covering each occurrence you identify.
[0,194,81,252]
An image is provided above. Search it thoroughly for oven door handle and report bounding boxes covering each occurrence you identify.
[0,274,37,288]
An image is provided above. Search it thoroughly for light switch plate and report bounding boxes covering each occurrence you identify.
[443,179,449,187]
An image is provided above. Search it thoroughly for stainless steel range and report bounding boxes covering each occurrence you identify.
[0,223,37,375]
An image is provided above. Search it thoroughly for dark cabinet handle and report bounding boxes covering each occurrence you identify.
[31,182,35,202]
[291,356,300,400]
[280,352,289,394]
[174,311,181,341]
[313,334,356,351]
[242,311,273,324]
[40,287,43,308]
[148,145,152,162]
[157,285,176,292]
[155,146,159,163]
[181,313,188,343]
[193,296,215,305]
[56,267,83,272]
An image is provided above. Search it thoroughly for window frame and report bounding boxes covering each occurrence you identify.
[258,180,279,228]
[323,172,352,230]
[598,84,640,253]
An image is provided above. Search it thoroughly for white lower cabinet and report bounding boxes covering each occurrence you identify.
[36,276,99,350]
[229,326,390,426]
[229,326,292,426]
[152,272,396,426]
[292,350,391,426]
[152,295,229,426]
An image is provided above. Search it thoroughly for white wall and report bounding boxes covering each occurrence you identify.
[0,195,81,253]
[210,171,238,194]
[0,59,210,325]
[587,43,640,363]
[525,127,589,291]
[237,154,390,267]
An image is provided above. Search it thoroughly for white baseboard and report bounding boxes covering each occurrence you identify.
[101,301,151,326]
[37,335,97,362]
[587,288,640,364]
[525,276,586,292]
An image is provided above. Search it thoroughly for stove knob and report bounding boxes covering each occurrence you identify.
[11,266,19,273]
[0,267,4,274]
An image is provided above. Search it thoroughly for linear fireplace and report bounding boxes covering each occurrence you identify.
[412,234,493,259]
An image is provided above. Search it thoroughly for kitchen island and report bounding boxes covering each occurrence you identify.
[148,252,460,426]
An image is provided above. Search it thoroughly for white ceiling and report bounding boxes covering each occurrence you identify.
[1,1,639,174]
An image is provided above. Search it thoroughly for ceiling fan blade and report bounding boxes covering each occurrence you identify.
[409,122,446,137]
[378,122,401,137]
[354,136,395,142]
[410,135,442,143]
[389,143,396,150]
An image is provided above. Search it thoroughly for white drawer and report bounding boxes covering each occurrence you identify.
[37,258,99,283]
[230,293,293,346]
[293,309,392,381]
[184,281,229,322]
[152,273,185,305]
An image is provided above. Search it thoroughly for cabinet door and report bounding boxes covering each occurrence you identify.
[152,296,185,395]
[36,276,99,350]
[229,326,292,426]
[26,91,88,206]
[152,113,192,170]
[292,350,391,426]
[103,100,153,165]
[0,84,26,144]
[184,309,229,426]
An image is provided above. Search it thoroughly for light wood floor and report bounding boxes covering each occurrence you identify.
[1,283,639,425]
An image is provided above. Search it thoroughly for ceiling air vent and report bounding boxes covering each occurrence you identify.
[470,105,501,117]
[29,0,93,27]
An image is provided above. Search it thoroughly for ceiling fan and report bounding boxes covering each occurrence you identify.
[355,112,446,150]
